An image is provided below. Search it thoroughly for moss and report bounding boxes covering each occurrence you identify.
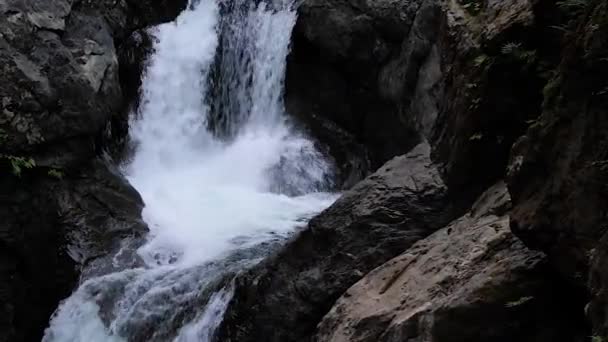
[542,75,563,108]
[459,0,482,16]
[1,154,36,176]
[47,168,64,180]
[505,296,535,308]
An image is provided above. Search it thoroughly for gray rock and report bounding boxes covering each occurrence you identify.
[285,0,429,177]
[317,182,585,342]
[218,142,455,342]
[507,0,608,337]
[0,0,187,339]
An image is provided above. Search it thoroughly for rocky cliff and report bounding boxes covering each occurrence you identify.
[0,0,185,340]
[2,0,607,340]
[220,0,607,340]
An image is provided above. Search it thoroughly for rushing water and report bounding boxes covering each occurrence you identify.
[43,0,336,340]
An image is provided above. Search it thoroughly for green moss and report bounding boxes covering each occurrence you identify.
[459,0,482,16]
[474,54,490,68]
[505,296,534,308]
[501,42,537,65]
[47,168,64,180]
[1,154,36,176]
[542,75,563,108]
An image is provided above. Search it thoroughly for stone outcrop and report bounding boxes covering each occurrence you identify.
[317,183,585,342]
[0,0,186,340]
[507,0,608,337]
[285,0,434,183]
[239,0,605,340]
[218,142,455,342]
[287,0,563,202]
[0,160,147,341]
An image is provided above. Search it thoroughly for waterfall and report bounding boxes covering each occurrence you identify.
[43,0,336,340]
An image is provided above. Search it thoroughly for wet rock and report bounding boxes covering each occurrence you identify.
[0,0,187,339]
[507,0,608,337]
[285,0,431,180]
[58,159,149,280]
[0,158,148,341]
[289,0,562,201]
[317,183,586,342]
[218,142,455,342]
[0,0,186,165]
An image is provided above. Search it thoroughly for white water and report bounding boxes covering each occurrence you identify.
[43,0,336,340]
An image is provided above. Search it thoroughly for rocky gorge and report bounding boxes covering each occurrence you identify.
[1,0,607,341]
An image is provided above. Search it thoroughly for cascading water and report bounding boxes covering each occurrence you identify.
[43,0,337,340]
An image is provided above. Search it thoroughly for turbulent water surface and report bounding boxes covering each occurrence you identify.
[43,0,336,340]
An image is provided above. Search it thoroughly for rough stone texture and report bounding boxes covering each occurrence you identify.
[316,183,586,342]
[218,142,456,342]
[428,0,562,206]
[0,0,185,165]
[0,159,148,342]
[0,170,75,342]
[288,0,563,200]
[285,0,432,182]
[286,0,606,339]
[57,159,148,280]
[0,0,186,340]
[507,0,608,337]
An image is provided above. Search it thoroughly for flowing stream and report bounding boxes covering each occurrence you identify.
[43,0,336,340]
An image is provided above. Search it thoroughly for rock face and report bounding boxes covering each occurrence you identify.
[231,0,605,340]
[507,0,608,337]
[0,160,147,342]
[317,183,586,342]
[288,0,562,201]
[218,142,455,342]
[0,0,185,165]
[0,0,186,340]
[285,0,436,181]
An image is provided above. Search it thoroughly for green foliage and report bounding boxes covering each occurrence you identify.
[501,42,537,65]
[473,54,490,67]
[591,336,605,342]
[505,296,534,308]
[1,155,36,176]
[48,168,64,180]
[460,0,482,15]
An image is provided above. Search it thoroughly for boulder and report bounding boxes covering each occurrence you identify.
[218,142,455,342]
[317,183,586,342]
